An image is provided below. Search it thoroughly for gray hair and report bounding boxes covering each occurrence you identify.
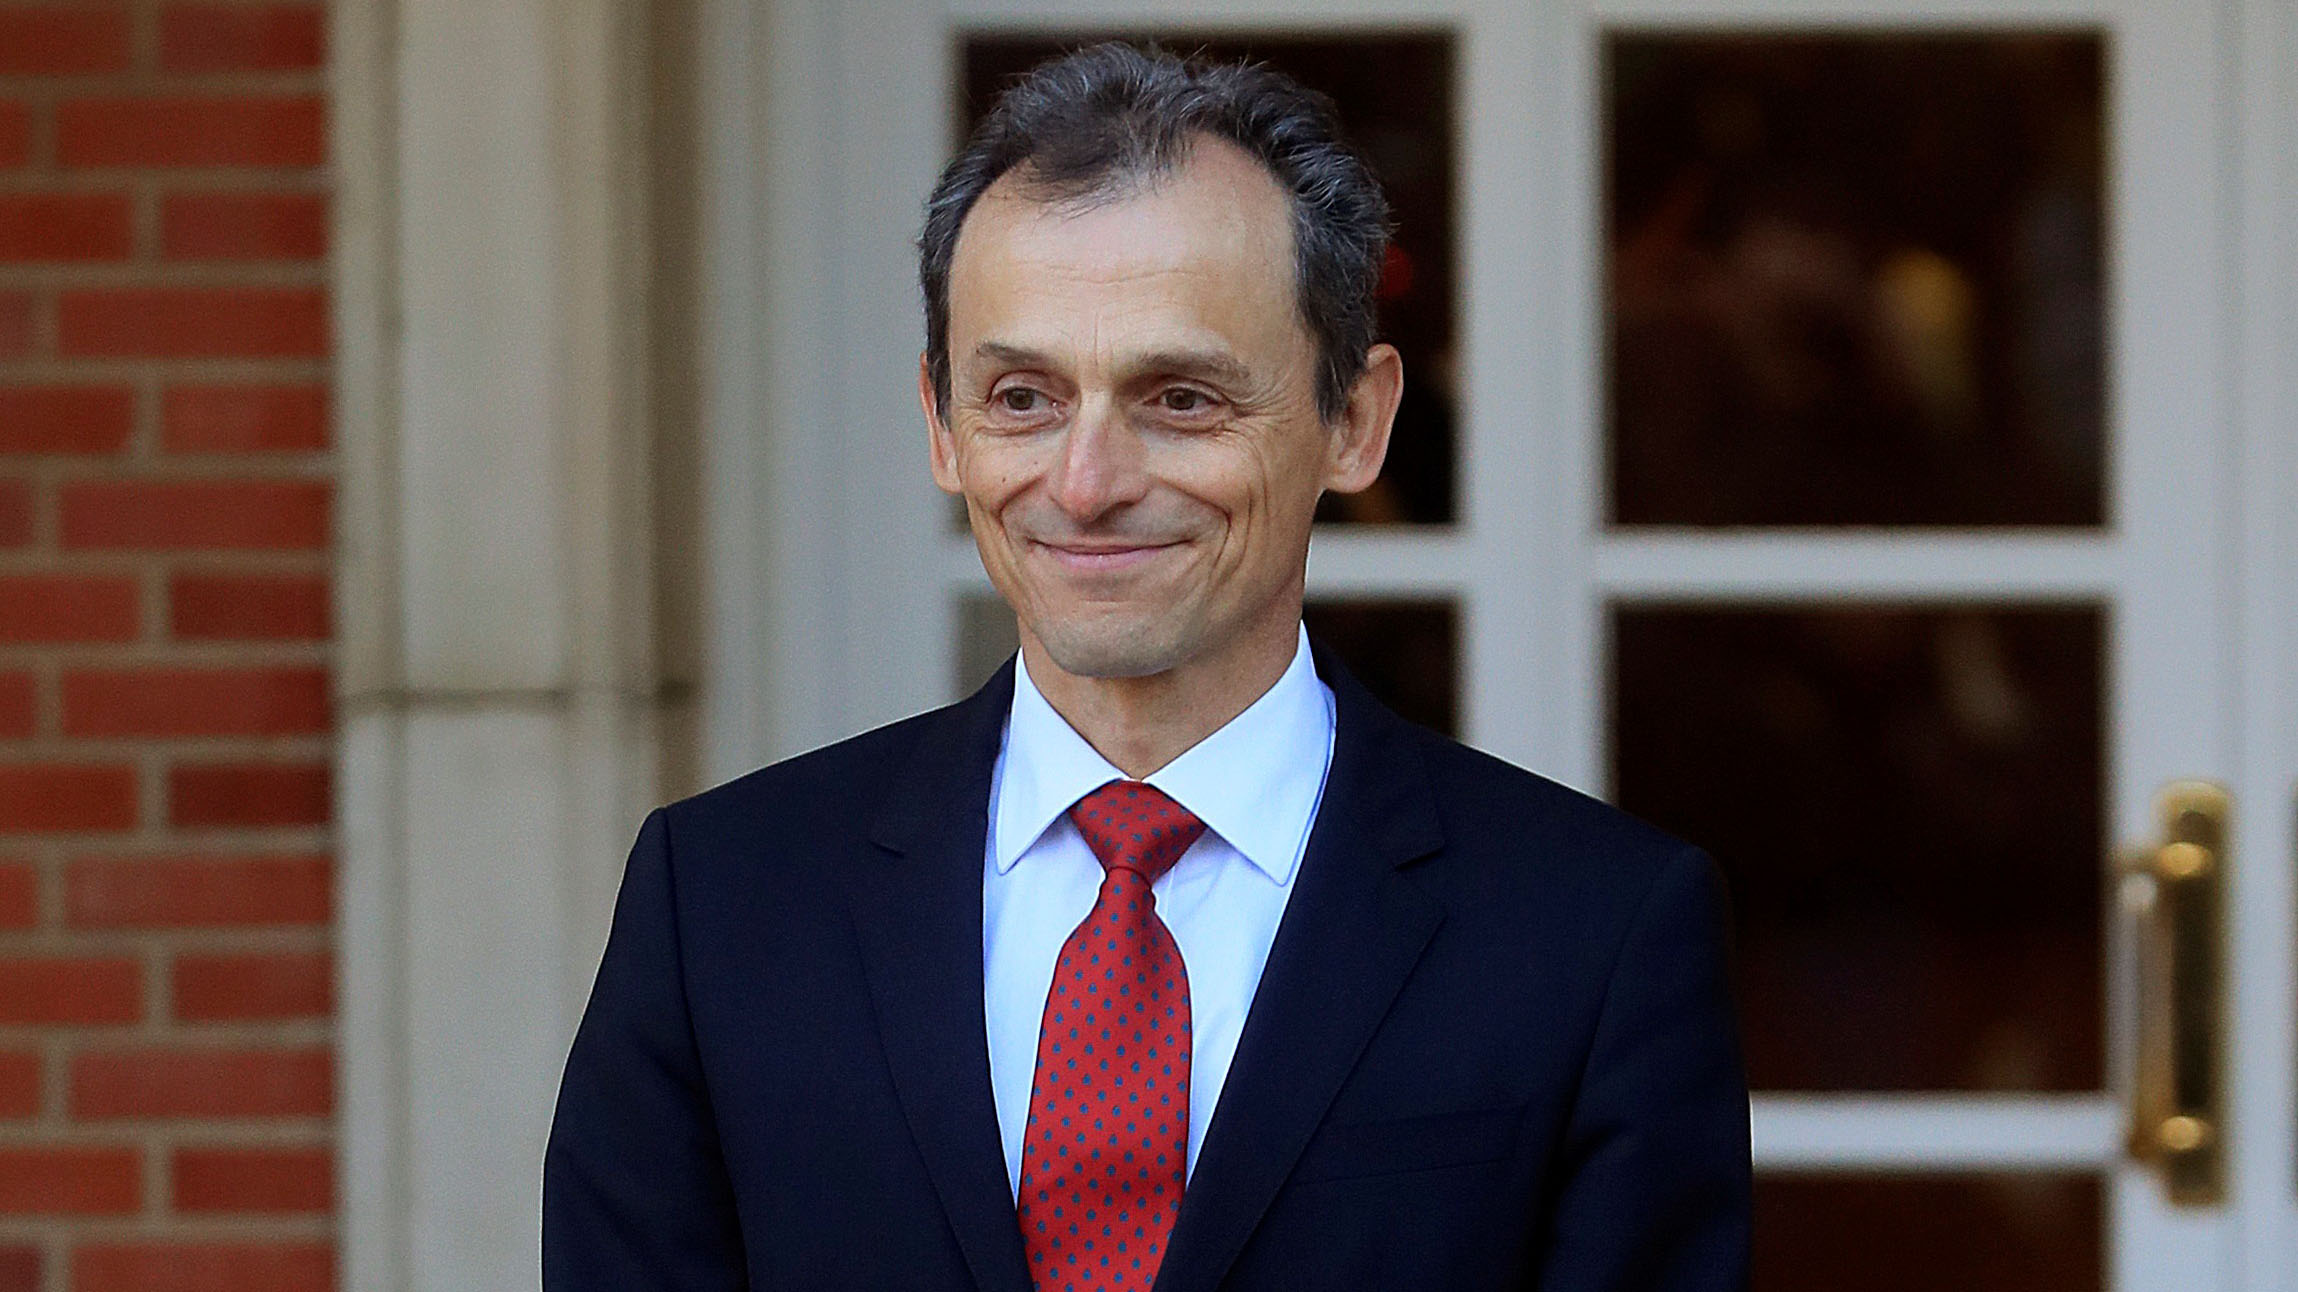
[919,41,1392,422]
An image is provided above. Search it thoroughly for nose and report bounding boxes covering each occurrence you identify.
[1047,397,1148,523]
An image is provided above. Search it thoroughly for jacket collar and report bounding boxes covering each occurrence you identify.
[853,642,1446,1292]
[990,624,1334,885]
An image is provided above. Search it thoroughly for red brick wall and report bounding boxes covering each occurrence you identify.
[0,4,333,1289]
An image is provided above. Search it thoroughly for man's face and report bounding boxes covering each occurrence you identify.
[924,137,1395,682]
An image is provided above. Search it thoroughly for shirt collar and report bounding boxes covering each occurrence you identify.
[990,623,1335,885]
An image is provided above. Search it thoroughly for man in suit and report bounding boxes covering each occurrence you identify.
[544,42,1749,1291]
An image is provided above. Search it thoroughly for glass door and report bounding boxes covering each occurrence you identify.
[1538,1,2257,1288]
[729,0,2288,1285]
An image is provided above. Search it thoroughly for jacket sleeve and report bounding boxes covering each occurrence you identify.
[1532,846,1752,1292]
[544,808,749,1289]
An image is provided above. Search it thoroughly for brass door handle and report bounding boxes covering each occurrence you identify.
[2122,781,2228,1206]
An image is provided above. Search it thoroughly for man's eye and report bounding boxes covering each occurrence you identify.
[1159,388,1212,413]
[996,388,1045,413]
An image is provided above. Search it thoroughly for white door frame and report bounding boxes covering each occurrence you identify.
[695,0,2298,1288]
[2226,0,2298,1284]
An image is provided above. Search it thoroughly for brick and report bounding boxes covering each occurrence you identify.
[0,102,23,172]
[59,287,328,358]
[162,6,325,74]
[0,956,140,1024]
[74,1243,331,1292]
[66,854,329,927]
[73,1047,331,1118]
[169,761,330,828]
[62,665,329,737]
[171,571,328,640]
[0,1145,139,1214]
[0,385,134,454]
[174,950,329,1021]
[58,96,324,168]
[171,1144,330,1212]
[0,764,137,831]
[0,480,27,546]
[0,1052,36,1118]
[0,102,26,169]
[0,861,31,927]
[0,9,133,77]
[0,193,133,263]
[162,190,326,261]
[0,104,24,171]
[62,479,330,549]
[0,673,29,738]
[163,384,327,452]
[0,292,31,358]
[0,1247,34,1292]
[0,574,138,642]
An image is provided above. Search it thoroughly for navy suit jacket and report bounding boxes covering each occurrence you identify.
[543,645,1751,1291]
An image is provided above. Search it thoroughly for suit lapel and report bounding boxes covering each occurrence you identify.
[1152,647,1447,1292]
[844,647,1446,1292]
[849,662,1034,1292]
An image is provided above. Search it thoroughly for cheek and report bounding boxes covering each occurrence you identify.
[953,431,1049,512]
[1155,431,1321,548]
[1232,429,1329,525]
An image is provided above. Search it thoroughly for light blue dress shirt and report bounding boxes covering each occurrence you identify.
[982,624,1337,1199]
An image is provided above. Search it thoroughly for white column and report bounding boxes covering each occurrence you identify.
[332,0,665,1287]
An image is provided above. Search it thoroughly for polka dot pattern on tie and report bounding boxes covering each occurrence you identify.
[1015,780,1206,1292]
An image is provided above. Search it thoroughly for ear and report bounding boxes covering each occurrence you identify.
[921,353,963,495]
[1320,342,1403,495]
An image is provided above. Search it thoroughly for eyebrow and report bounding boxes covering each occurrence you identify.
[970,341,1252,388]
[1133,348,1252,387]
[972,341,1055,371]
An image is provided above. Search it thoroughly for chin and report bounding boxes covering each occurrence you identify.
[1030,612,1197,681]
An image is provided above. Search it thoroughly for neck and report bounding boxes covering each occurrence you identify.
[1019,612,1302,779]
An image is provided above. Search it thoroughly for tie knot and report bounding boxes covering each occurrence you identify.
[1068,780,1206,883]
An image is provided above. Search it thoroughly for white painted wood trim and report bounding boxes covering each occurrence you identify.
[1595,0,2111,22]
[1465,0,1587,784]
[1752,1094,2123,1171]
[2099,2,2239,1282]
[1593,533,2120,601]
[2228,0,2298,1284]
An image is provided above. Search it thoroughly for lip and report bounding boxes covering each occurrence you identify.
[1033,539,1182,573]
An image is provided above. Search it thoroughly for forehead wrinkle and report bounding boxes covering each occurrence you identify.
[949,141,1309,395]
[968,335,1255,389]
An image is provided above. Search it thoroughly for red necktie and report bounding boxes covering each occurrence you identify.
[1016,780,1207,1292]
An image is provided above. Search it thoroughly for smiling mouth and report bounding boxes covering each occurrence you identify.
[1034,539,1182,573]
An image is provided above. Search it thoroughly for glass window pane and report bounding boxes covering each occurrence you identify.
[1606,34,2106,526]
[1611,606,2104,1091]
[960,34,1458,525]
[1756,1174,2101,1292]
[1302,599,1459,737]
